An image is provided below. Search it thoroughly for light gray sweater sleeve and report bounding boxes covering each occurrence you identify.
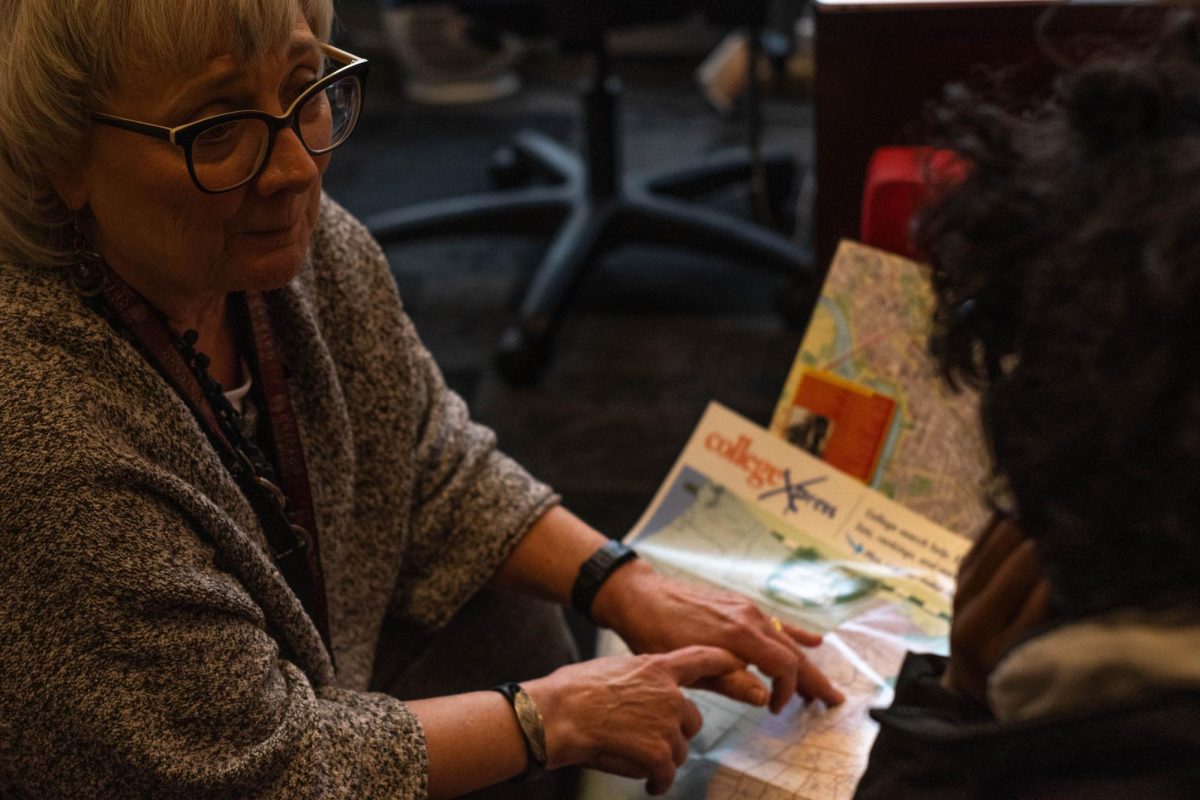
[300,197,560,630]
[0,472,427,799]
[391,302,561,627]
[0,195,559,797]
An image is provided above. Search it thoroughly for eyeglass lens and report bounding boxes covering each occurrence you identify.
[190,74,361,191]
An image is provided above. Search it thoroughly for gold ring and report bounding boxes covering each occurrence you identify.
[770,616,783,633]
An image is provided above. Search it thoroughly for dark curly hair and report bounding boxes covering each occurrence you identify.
[918,13,1200,619]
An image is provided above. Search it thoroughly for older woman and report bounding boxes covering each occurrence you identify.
[0,1,841,798]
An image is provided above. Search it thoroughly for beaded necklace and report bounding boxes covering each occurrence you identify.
[72,253,333,658]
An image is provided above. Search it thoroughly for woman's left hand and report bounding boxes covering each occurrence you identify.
[592,559,845,712]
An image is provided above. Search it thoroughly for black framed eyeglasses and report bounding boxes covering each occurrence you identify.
[91,43,368,193]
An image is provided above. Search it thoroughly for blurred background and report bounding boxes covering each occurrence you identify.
[323,0,817,650]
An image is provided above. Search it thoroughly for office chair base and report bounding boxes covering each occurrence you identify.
[490,131,584,188]
[486,188,812,385]
[365,134,811,384]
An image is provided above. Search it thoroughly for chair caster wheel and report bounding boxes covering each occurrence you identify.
[495,324,547,385]
[488,145,533,189]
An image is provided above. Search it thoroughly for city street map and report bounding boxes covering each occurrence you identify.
[769,240,991,538]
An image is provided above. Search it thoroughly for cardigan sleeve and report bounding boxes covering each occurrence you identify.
[0,476,429,800]
[388,312,561,628]
[303,195,561,630]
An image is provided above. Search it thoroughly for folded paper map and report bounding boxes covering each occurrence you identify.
[579,242,989,799]
[580,402,970,800]
[770,240,991,538]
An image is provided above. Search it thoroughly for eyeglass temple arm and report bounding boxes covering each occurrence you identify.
[91,113,174,143]
[320,42,363,66]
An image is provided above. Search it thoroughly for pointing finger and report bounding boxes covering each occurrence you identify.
[662,645,745,685]
[796,652,844,705]
[759,637,800,713]
[692,668,770,706]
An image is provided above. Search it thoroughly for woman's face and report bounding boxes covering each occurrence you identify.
[62,10,329,308]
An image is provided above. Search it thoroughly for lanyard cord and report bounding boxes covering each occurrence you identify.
[71,254,334,662]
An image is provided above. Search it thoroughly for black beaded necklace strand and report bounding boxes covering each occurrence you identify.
[72,247,334,658]
[171,324,309,561]
[173,327,280,489]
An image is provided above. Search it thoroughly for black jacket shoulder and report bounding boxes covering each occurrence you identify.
[854,652,1200,800]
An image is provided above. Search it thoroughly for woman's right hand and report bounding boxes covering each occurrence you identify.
[523,645,762,795]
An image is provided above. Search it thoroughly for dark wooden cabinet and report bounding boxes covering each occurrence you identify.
[812,0,1167,272]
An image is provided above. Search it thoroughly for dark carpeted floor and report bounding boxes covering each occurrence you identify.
[323,3,816,651]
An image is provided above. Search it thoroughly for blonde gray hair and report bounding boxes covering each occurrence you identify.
[0,0,335,267]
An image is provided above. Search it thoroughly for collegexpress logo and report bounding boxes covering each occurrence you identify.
[704,430,838,520]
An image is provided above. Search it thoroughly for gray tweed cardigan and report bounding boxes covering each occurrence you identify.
[0,195,558,798]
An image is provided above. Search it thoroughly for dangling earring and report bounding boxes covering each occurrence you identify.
[69,216,104,297]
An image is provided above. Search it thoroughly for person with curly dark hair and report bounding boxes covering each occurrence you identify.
[853,16,1200,799]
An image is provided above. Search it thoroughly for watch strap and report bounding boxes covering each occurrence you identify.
[492,681,547,783]
[570,540,638,624]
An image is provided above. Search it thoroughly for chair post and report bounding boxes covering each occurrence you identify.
[583,38,622,200]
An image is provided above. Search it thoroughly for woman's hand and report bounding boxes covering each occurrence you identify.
[943,514,1052,706]
[592,561,844,712]
[490,507,842,713]
[524,645,747,795]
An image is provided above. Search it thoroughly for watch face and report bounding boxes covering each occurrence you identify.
[513,688,548,765]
